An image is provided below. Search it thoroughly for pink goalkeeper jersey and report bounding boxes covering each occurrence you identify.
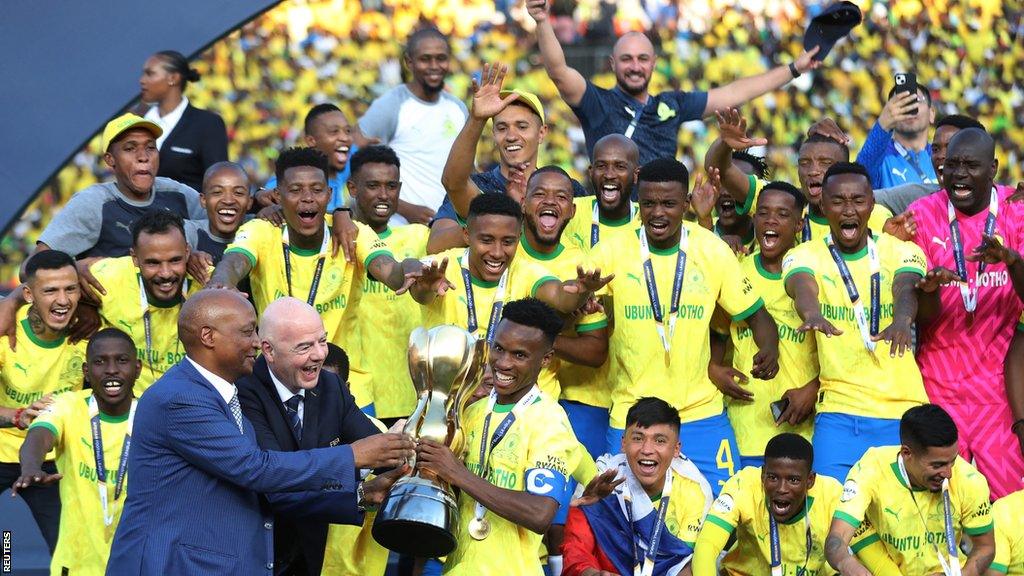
[909,184,1024,405]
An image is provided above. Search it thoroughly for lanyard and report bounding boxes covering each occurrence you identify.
[623,104,645,140]
[138,274,187,377]
[459,249,509,344]
[471,387,541,524]
[824,234,880,352]
[639,228,689,352]
[621,464,673,576]
[802,215,812,243]
[947,189,998,314]
[88,396,137,526]
[897,455,961,576]
[281,226,329,306]
[591,199,636,247]
[894,141,936,184]
[768,499,813,576]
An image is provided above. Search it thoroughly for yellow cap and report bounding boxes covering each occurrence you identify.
[499,89,545,125]
[102,113,163,151]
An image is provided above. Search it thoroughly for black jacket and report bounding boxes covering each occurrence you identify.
[155,103,228,192]
[237,356,381,576]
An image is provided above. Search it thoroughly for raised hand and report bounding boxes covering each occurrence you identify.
[715,109,768,151]
[12,468,62,496]
[806,117,851,145]
[330,209,360,262]
[689,170,721,224]
[525,0,549,23]
[882,210,917,242]
[471,63,520,121]
[794,45,823,71]
[873,317,913,357]
[412,257,454,296]
[916,266,962,293]
[797,313,842,337]
[571,469,624,507]
[708,363,754,401]
[968,234,1021,266]
[879,91,920,131]
[187,251,214,286]
[351,432,416,469]
[569,266,614,295]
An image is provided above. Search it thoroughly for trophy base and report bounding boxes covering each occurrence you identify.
[372,475,460,557]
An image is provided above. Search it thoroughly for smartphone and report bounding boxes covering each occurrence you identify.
[770,398,790,423]
[894,72,919,115]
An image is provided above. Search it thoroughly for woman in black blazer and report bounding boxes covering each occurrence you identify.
[139,50,229,191]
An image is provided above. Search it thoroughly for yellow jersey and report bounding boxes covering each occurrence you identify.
[344,224,428,419]
[727,254,817,457]
[562,197,641,255]
[590,223,764,428]
[29,390,131,576]
[90,256,199,396]
[804,205,893,243]
[991,489,1024,575]
[0,307,86,462]
[835,446,993,574]
[515,236,608,403]
[443,393,576,575]
[224,219,392,347]
[696,466,841,576]
[782,235,928,419]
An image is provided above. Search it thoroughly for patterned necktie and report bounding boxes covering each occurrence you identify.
[228,390,244,434]
[284,394,303,442]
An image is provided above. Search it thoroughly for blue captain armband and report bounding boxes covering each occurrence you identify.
[525,467,568,500]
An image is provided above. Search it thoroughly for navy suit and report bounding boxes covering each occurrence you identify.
[237,356,380,576]
[106,359,358,576]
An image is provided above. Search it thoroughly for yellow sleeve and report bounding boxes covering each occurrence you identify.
[782,243,817,282]
[570,444,596,485]
[960,464,994,536]
[26,392,73,448]
[88,257,123,307]
[525,407,576,501]
[224,218,271,268]
[851,519,901,575]
[354,222,393,268]
[990,499,1011,574]
[833,459,876,529]
[713,242,763,320]
[892,237,927,277]
[692,516,731,576]
[703,470,744,534]
[676,478,709,546]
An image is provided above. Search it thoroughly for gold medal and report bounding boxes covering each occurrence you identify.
[468,516,491,540]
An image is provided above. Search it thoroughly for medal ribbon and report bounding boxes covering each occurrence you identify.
[947,188,998,313]
[459,249,509,344]
[138,274,187,377]
[824,234,880,352]
[88,396,137,526]
[591,199,636,247]
[281,226,329,306]
[471,387,541,526]
[639,228,689,352]
[768,498,813,576]
[621,462,673,576]
[897,455,961,576]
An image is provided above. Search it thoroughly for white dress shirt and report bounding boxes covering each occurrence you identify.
[145,96,189,150]
[268,367,305,423]
[186,355,235,405]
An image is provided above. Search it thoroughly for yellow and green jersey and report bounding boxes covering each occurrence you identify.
[344,223,427,419]
[990,489,1024,575]
[727,253,817,457]
[696,466,842,576]
[782,235,929,419]
[224,219,392,348]
[835,446,993,574]
[516,236,608,404]
[442,393,576,575]
[0,306,85,462]
[90,256,199,396]
[590,222,764,428]
[29,390,131,576]
[562,196,641,255]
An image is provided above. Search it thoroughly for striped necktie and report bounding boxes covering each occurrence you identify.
[228,391,244,434]
[284,394,303,442]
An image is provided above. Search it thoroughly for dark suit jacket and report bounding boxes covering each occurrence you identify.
[106,359,358,576]
[156,103,229,191]
[237,356,380,576]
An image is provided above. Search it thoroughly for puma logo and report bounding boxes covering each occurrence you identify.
[884,507,900,520]
[626,272,643,286]
[931,236,948,250]
[891,167,909,182]
[117,320,134,335]
[457,296,467,307]
[13,363,28,377]
[822,275,837,288]
[114,221,132,234]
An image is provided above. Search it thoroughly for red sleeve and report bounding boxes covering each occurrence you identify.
[562,507,604,576]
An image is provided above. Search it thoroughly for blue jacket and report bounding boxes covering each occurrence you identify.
[106,359,357,576]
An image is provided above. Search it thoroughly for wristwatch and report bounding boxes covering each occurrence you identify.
[356,481,376,512]
[788,62,801,79]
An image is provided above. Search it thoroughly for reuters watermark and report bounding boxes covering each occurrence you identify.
[2,530,11,573]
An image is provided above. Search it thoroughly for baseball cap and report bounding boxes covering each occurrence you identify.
[499,89,545,125]
[803,1,862,61]
[102,113,162,151]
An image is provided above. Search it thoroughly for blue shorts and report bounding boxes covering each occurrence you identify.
[607,411,740,495]
[559,400,610,460]
[422,558,443,576]
[813,413,901,482]
[741,455,765,470]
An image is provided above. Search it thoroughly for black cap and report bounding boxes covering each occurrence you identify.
[804,1,863,61]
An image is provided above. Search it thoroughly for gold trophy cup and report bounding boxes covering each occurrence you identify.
[371,325,483,557]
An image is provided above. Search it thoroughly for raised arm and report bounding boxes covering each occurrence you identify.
[554,326,608,368]
[873,271,920,357]
[207,251,254,290]
[534,268,614,315]
[526,0,588,107]
[705,109,768,206]
[11,427,60,495]
[785,271,842,337]
[704,48,820,116]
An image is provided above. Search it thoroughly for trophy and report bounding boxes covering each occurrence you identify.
[372,325,484,557]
